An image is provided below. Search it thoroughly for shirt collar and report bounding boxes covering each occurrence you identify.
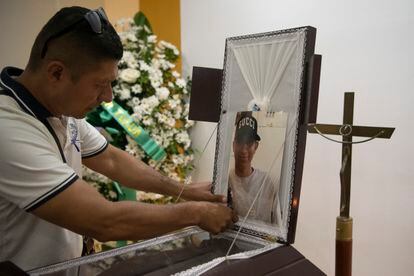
[0,66,52,119]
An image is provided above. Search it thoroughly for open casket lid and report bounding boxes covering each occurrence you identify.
[208,26,319,244]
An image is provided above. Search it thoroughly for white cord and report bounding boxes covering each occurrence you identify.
[175,124,218,203]
[225,118,297,257]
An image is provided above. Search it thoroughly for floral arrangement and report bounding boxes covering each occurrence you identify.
[83,12,195,204]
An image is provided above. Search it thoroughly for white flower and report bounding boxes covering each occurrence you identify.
[148,159,161,169]
[151,79,161,88]
[112,84,121,94]
[176,78,186,88]
[119,68,140,83]
[125,141,139,156]
[139,61,150,71]
[137,191,164,201]
[184,155,194,165]
[131,84,142,94]
[82,166,111,184]
[146,95,160,109]
[147,35,157,43]
[168,99,179,109]
[173,105,182,119]
[121,51,138,68]
[125,136,146,159]
[127,32,138,42]
[131,97,140,105]
[152,134,163,146]
[133,105,144,117]
[167,172,181,182]
[156,113,168,124]
[138,96,159,115]
[183,103,190,116]
[185,119,195,128]
[175,131,191,149]
[148,66,163,87]
[131,112,142,122]
[162,137,171,148]
[167,117,176,128]
[184,176,192,185]
[159,41,179,56]
[108,190,117,199]
[140,102,151,114]
[156,87,170,100]
[142,116,154,126]
[158,59,175,70]
[172,71,180,78]
[171,154,184,165]
[118,88,131,100]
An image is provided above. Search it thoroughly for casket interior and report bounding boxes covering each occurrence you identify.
[29,26,316,276]
[213,26,316,243]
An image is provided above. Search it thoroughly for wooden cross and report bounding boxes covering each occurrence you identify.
[307,92,395,276]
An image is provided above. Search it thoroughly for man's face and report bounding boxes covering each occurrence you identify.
[59,59,118,118]
[233,140,259,166]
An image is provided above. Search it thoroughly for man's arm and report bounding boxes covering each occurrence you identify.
[32,178,236,241]
[82,144,224,202]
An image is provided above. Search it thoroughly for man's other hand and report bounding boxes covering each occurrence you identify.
[181,181,226,203]
[196,202,238,235]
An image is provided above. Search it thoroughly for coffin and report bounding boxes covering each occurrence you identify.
[28,26,324,276]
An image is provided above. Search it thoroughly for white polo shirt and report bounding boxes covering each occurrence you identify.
[0,67,108,271]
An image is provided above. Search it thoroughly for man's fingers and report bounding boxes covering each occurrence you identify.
[198,202,237,235]
[211,194,227,203]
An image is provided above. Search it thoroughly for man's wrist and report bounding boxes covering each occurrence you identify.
[158,174,183,197]
[184,201,203,226]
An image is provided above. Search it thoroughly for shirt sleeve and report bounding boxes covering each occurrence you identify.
[78,119,108,158]
[0,114,78,212]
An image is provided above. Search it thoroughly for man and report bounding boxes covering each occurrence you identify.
[228,113,280,224]
[0,6,236,270]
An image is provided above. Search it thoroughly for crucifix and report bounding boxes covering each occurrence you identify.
[307,92,395,276]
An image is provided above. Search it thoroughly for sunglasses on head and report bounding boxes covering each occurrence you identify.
[41,7,109,58]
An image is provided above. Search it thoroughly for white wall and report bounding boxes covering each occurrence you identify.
[0,0,105,69]
[181,0,414,275]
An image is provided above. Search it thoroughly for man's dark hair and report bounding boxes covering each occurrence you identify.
[27,6,123,80]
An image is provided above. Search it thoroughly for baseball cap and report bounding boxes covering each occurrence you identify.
[235,114,261,143]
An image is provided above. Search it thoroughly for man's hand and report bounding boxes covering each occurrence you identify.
[196,202,238,234]
[181,181,226,203]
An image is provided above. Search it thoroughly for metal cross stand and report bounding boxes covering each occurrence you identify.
[307,92,395,276]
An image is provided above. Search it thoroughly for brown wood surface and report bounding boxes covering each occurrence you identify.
[336,239,352,276]
[203,245,325,276]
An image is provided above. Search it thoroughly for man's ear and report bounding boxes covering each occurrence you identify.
[46,61,67,82]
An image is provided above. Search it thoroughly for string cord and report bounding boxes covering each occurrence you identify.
[312,125,385,144]
[149,125,218,264]
[174,124,218,203]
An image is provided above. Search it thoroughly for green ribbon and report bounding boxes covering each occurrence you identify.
[101,101,166,161]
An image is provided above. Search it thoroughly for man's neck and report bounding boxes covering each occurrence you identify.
[235,164,253,178]
[15,70,60,117]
